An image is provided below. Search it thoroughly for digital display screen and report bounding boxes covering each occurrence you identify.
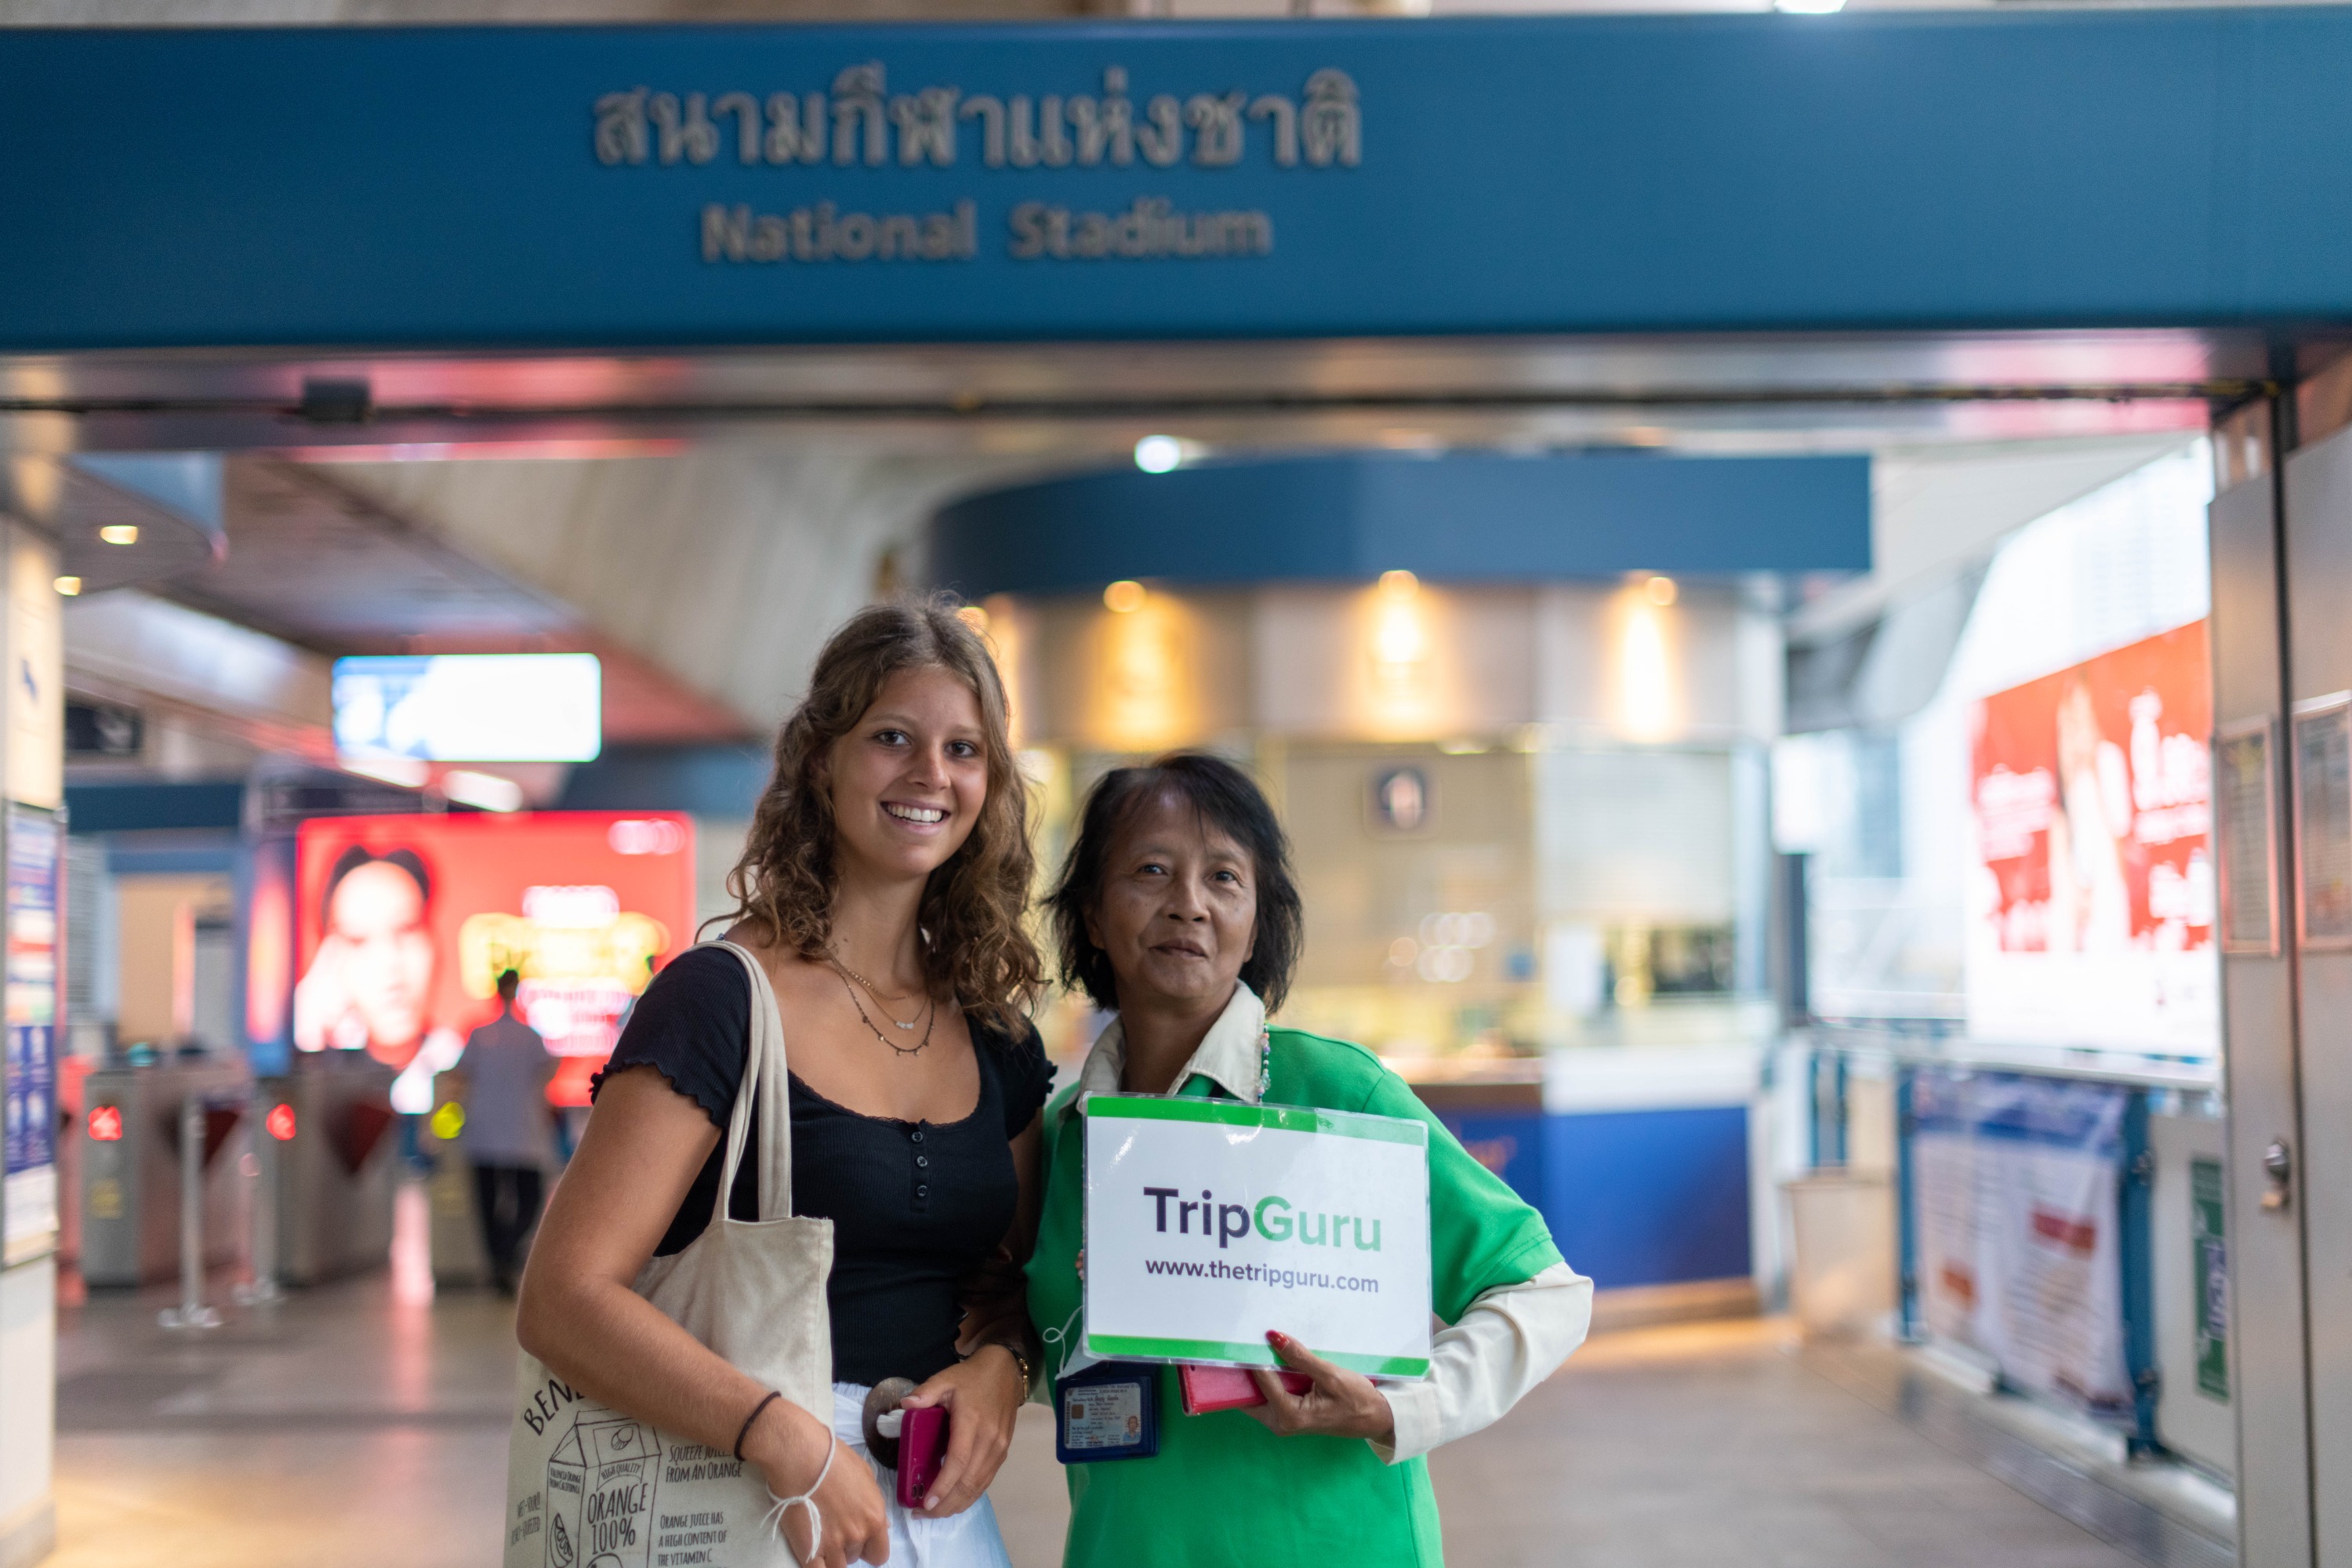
[332,653,601,763]
[291,812,695,1111]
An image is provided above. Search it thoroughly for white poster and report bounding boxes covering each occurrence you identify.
[1083,1095,1432,1378]
[1964,622,2217,1055]
[1910,1071,2133,1420]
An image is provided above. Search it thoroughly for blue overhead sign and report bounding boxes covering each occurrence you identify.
[6,11,2352,349]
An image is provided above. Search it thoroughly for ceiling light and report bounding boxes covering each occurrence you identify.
[98,524,138,546]
[956,604,990,634]
[442,768,525,812]
[52,576,80,597]
[1104,579,1147,614]
[1775,0,1846,13]
[1133,435,1185,474]
[1378,569,1420,601]
[1645,575,1679,606]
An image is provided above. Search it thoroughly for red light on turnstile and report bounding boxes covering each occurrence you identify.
[266,1103,297,1142]
[87,1105,122,1142]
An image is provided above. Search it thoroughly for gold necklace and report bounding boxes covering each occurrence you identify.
[829,965,935,1058]
[827,949,924,1028]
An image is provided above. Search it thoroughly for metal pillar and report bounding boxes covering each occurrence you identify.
[157,1094,220,1331]
[2209,392,2316,1567]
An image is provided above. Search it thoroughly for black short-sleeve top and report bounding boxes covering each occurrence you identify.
[592,946,1053,1387]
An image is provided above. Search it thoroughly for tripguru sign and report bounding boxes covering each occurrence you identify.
[13,13,2352,348]
[1083,1095,1432,1378]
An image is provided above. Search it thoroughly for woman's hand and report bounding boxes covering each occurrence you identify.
[743,1397,891,1567]
[1243,1330,1396,1445]
[898,1342,1026,1518]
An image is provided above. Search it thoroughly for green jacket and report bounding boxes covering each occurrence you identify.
[1026,1025,1563,1568]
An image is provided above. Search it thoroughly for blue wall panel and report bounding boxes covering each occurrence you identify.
[1540,1105,1751,1290]
[1439,1111,1547,1214]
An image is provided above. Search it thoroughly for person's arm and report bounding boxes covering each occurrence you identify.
[898,1109,1044,1518]
[1247,1053,1589,1457]
[517,1067,891,1568]
[1365,1261,1591,1463]
[1243,1263,1590,1456]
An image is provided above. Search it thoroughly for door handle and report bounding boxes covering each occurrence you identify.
[2263,1138,2294,1211]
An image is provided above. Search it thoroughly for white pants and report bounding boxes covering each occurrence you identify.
[829,1383,1012,1568]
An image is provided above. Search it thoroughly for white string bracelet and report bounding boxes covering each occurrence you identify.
[761,1428,836,1566]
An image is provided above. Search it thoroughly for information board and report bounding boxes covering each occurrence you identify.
[1083,1094,1432,1378]
[1911,1069,2133,1421]
[2296,695,2352,948]
[2,804,59,1264]
[2215,719,2277,956]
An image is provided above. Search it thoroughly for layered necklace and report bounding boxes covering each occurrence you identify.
[826,948,936,1058]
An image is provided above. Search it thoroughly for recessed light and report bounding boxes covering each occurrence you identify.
[1104,580,1146,614]
[98,524,138,546]
[52,576,81,597]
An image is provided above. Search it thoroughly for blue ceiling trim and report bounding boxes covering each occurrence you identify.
[67,782,245,836]
[555,743,771,818]
[930,450,1869,598]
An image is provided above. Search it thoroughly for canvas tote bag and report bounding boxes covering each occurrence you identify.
[503,940,833,1568]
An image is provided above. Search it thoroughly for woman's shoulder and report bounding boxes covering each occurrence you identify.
[593,945,755,1122]
[1268,1026,1414,1112]
[652,942,754,995]
[1268,1025,1387,1078]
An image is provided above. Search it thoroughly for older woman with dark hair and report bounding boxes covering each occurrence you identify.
[1025,753,1592,1566]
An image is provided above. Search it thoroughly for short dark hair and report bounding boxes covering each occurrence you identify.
[495,968,521,999]
[1047,753,1304,1013]
[322,844,430,929]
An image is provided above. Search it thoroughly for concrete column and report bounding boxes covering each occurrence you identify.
[0,521,65,1568]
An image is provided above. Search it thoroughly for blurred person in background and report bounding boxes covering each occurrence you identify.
[1029,753,1593,1566]
[459,967,557,1297]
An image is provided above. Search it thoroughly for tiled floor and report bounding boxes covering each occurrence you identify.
[45,1279,2172,1568]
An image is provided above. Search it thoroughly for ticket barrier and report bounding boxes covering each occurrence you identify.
[253,1054,399,1287]
[423,1076,496,1288]
[78,1055,253,1290]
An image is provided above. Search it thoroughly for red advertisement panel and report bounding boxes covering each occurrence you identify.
[1966,621,2216,1051]
[292,812,695,1110]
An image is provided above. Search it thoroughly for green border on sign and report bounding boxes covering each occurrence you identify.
[1084,1333,1430,1380]
[1087,1094,1428,1147]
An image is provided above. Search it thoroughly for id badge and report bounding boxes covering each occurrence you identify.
[1054,1359,1160,1465]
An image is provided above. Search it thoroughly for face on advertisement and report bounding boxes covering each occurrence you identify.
[325,858,437,1065]
[1086,791,1258,1014]
[825,664,989,887]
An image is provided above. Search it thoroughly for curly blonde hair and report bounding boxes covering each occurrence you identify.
[720,597,1040,1029]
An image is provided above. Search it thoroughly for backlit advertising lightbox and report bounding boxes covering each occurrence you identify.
[1965,620,2216,1054]
[291,812,694,1112]
[332,653,601,763]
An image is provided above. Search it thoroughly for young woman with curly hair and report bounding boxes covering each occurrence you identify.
[521,599,1049,1568]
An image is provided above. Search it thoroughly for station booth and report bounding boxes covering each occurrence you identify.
[5,12,2352,1568]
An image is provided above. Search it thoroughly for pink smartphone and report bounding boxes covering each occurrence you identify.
[1178,1363,1313,1416]
[893,1405,949,1508]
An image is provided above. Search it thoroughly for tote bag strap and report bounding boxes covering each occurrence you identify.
[697,939,797,1227]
